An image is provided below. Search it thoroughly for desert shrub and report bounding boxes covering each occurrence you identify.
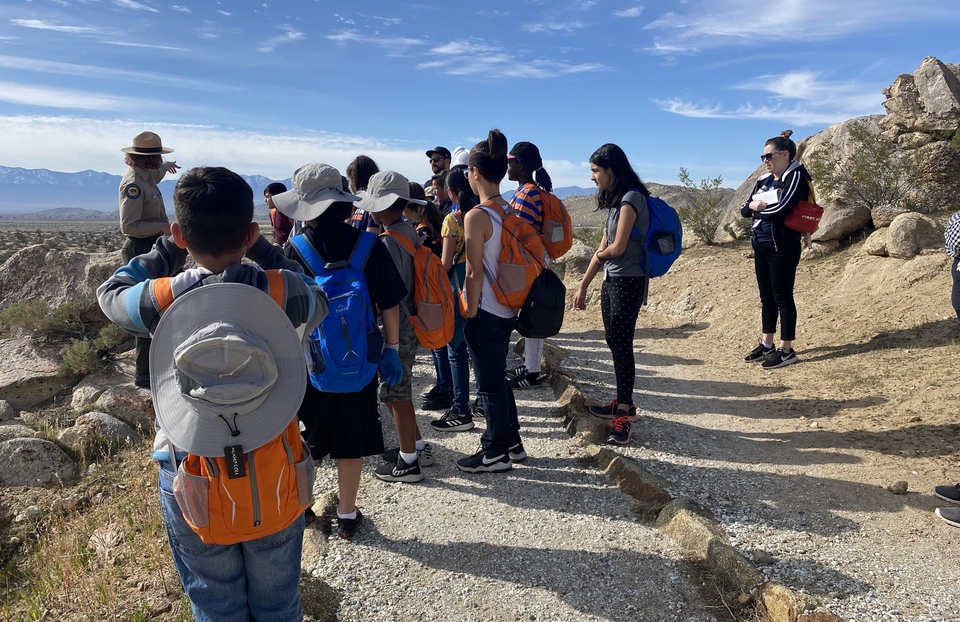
[93,324,130,353]
[49,302,85,337]
[573,226,602,248]
[806,119,923,210]
[58,339,105,376]
[677,167,725,245]
[0,299,51,335]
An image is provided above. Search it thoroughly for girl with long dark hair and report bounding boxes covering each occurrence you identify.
[573,143,650,446]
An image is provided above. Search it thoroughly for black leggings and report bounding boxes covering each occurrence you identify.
[952,257,960,320]
[601,276,645,405]
[752,236,801,341]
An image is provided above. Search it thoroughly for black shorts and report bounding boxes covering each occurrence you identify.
[297,378,384,460]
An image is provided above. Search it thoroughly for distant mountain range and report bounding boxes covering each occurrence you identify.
[0,164,600,219]
[0,165,286,217]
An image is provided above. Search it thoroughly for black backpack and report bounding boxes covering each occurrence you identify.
[516,269,566,339]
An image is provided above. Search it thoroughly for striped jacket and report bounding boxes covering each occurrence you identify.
[97,235,328,460]
[740,161,812,248]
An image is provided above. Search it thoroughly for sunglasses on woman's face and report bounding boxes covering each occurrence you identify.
[760,151,783,162]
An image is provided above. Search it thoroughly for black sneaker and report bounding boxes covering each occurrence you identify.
[456,447,512,473]
[508,442,527,462]
[607,415,632,445]
[421,384,441,399]
[744,342,775,363]
[936,506,960,528]
[336,509,363,540]
[934,484,960,504]
[422,388,454,411]
[134,373,150,388]
[380,443,435,467]
[506,365,527,380]
[469,399,485,419]
[429,408,475,432]
[509,371,543,390]
[374,456,424,483]
[761,348,798,369]
[588,400,638,422]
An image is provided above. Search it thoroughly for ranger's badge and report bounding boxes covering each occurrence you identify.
[124,184,142,200]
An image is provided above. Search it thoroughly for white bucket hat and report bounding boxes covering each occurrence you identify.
[356,171,428,213]
[150,283,307,457]
[272,163,361,221]
[450,146,469,168]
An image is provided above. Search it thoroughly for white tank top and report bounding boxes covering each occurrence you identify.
[476,202,518,319]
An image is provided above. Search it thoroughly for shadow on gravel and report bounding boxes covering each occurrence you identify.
[361,525,706,621]
[801,318,960,363]
[559,322,710,343]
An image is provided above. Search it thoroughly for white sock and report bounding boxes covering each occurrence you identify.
[524,338,544,374]
[399,450,418,465]
[337,509,357,520]
[415,439,426,451]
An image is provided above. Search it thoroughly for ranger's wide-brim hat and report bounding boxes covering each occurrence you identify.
[121,131,174,155]
[150,283,306,457]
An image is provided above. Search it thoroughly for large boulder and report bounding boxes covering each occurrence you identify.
[550,241,594,282]
[871,204,909,228]
[811,202,873,242]
[886,213,943,259]
[0,335,81,411]
[57,411,136,451]
[880,57,960,136]
[862,229,890,257]
[0,422,38,443]
[906,140,960,214]
[0,245,121,326]
[0,399,14,422]
[0,437,78,487]
[95,387,154,431]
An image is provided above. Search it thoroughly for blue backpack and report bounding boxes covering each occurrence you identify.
[290,233,383,393]
[629,193,683,278]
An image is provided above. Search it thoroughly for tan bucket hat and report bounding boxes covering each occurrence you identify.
[121,131,174,155]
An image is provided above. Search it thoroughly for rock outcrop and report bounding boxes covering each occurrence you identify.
[886,213,943,259]
[57,411,136,451]
[0,334,81,411]
[0,244,121,324]
[718,57,960,254]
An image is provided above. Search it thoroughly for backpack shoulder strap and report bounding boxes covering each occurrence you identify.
[289,234,329,276]
[381,229,417,257]
[348,231,378,270]
[264,269,285,307]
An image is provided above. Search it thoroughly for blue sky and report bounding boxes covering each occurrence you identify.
[0,0,957,190]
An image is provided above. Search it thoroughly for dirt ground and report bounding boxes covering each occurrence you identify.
[556,235,960,619]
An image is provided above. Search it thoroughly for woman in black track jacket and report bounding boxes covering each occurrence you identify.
[740,129,813,370]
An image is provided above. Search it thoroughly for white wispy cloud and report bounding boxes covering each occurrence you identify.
[653,71,884,125]
[217,10,231,16]
[522,21,584,33]
[104,41,189,51]
[0,82,142,111]
[10,19,104,35]
[114,0,158,12]
[613,6,643,18]
[0,55,232,91]
[0,116,596,188]
[326,29,425,55]
[258,26,304,53]
[171,5,191,12]
[422,39,608,79]
[644,0,958,54]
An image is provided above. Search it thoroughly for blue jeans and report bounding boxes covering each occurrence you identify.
[158,463,304,622]
[465,309,520,456]
[447,338,470,414]
[431,347,453,391]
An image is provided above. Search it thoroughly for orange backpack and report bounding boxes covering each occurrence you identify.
[477,201,545,310]
[538,189,573,259]
[382,230,456,349]
[165,271,315,545]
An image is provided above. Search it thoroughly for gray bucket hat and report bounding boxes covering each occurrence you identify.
[150,283,307,456]
[272,163,362,221]
[355,171,428,213]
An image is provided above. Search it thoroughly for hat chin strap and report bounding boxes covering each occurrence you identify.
[219,413,242,438]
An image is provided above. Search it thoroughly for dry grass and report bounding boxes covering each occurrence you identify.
[0,442,191,621]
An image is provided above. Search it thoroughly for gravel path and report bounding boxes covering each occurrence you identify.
[304,351,720,622]
[551,321,960,622]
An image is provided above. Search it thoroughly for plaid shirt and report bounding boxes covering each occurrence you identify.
[946,211,960,257]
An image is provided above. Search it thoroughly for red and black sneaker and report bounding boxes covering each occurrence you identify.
[588,399,638,422]
[607,416,633,445]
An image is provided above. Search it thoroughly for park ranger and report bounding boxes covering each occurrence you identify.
[118,131,180,388]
